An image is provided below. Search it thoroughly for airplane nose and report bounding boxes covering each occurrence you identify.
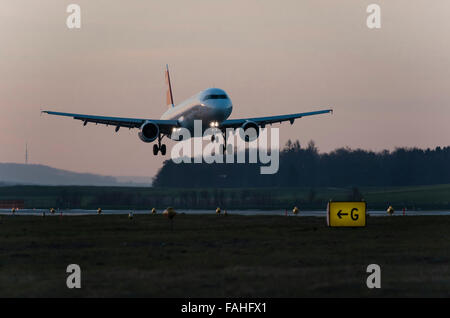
[223,101,233,119]
[205,100,232,121]
[205,99,231,109]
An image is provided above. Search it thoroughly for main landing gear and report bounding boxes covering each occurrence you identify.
[153,134,167,156]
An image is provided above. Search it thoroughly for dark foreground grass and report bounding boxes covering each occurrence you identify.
[0,214,449,297]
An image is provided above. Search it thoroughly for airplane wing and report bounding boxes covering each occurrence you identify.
[219,109,333,129]
[41,111,180,135]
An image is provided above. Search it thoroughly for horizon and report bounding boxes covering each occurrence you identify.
[3,140,449,179]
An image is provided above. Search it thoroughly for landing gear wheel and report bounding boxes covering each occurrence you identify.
[161,144,167,156]
[153,144,159,155]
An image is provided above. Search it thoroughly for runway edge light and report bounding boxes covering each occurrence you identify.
[327,201,366,227]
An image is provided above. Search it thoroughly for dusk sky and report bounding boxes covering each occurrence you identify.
[1,0,449,178]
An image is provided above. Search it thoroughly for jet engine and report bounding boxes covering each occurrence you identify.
[239,121,260,142]
[138,121,159,143]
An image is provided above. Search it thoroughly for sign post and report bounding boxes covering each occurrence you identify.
[327,201,366,227]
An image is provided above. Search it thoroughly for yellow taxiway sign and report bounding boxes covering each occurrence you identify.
[327,201,366,227]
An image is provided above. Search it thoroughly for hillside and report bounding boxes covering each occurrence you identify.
[0,163,151,187]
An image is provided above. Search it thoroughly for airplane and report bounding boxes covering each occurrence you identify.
[42,65,332,156]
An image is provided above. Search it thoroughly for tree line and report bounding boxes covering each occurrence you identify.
[153,140,450,188]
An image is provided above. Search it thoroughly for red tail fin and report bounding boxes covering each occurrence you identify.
[165,64,174,107]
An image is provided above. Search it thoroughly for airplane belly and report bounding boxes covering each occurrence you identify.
[170,105,219,133]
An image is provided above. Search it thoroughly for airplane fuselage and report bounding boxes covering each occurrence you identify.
[161,88,233,133]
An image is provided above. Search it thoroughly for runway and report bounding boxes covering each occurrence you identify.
[1,209,450,216]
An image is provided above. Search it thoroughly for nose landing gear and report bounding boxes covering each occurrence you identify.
[219,129,230,155]
[221,144,227,155]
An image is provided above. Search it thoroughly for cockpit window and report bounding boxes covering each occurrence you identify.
[204,94,228,100]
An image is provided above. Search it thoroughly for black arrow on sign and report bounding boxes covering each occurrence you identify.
[337,210,348,219]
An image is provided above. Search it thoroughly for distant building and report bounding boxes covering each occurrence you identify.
[0,200,25,209]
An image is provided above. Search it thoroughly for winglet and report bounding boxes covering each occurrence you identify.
[165,64,174,108]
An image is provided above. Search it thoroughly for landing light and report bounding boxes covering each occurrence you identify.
[209,121,219,128]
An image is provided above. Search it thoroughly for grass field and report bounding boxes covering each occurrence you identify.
[0,214,449,297]
[1,183,450,210]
